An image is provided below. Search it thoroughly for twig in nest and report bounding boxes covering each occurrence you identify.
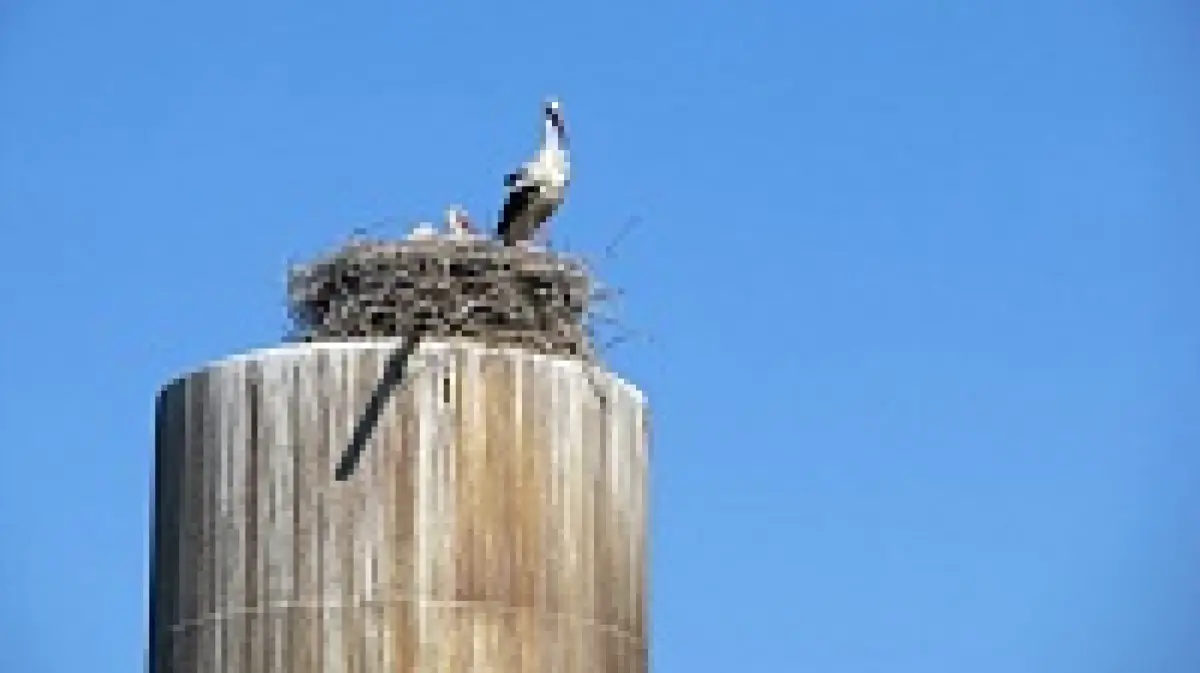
[347,214,404,242]
[590,281,625,304]
[596,319,656,353]
[602,216,642,262]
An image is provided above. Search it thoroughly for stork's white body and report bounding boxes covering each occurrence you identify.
[497,100,571,247]
[407,222,439,240]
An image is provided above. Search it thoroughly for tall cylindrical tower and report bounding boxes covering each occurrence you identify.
[148,239,650,673]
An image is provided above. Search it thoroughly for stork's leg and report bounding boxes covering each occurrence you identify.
[537,222,552,250]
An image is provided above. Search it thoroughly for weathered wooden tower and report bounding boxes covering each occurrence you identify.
[149,237,650,672]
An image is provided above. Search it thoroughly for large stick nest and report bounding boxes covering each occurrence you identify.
[286,237,596,359]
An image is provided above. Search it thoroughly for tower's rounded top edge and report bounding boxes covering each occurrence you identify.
[158,339,647,405]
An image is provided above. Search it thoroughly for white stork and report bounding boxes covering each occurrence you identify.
[407,221,439,240]
[497,98,571,247]
[445,205,475,239]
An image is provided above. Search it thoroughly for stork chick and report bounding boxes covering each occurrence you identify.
[407,221,438,240]
[445,205,475,239]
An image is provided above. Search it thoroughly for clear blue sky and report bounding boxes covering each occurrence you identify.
[1,1,1197,671]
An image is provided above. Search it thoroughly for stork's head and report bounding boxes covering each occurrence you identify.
[543,98,567,145]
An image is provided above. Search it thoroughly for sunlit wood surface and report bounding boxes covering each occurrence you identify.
[149,341,649,673]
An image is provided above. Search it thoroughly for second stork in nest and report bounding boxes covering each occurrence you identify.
[497,98,571,248]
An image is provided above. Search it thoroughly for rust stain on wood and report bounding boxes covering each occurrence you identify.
[150,341,649,673]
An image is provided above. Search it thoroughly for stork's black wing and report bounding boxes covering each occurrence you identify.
[497,183,538,245]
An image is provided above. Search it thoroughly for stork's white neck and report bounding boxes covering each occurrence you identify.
[543,115,564,152]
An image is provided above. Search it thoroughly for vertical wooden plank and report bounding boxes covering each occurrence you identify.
[413,346,433,672]
[210,365,228,673]
[322,347,346,673]
[231,358,253,673]
[276,356,297,673]
[314,348,331,673]
[363,346,389,673]
[361,346,381,673]
[341,349,360,673]
[635,394,650,670]
[198,371,214,673]
[443,348,466,673]
[179,370,204,673]
[151,381,182,673]
[393,343,416,673]
[246,360,266,673]
[148,388,165,673]
[260,359,277,673]
[301,348,324,673]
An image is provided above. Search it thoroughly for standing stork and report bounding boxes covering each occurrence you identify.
[497,98,571,247]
